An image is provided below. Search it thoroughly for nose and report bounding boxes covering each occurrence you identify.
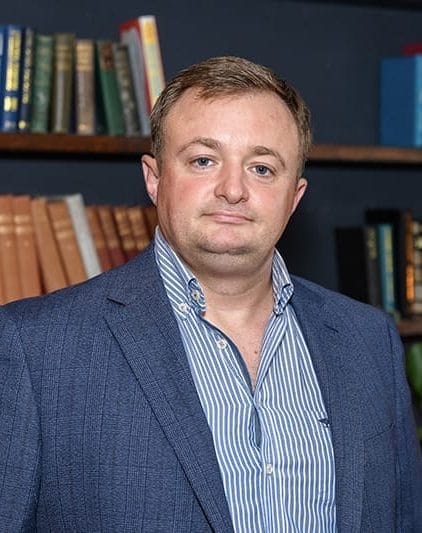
[214,165,249,204]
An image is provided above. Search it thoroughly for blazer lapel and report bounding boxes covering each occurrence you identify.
[292,280,365,533]
[104,248,234,533]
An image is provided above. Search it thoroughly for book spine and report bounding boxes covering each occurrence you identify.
[0,195,22,302]
[85,205,113,271]
[364,225,382,308]
[17,27,35,131]
[119,26,150,135]
[377,223,397,316]
[413,220,422,313]
[12,195,42,298]
[97,205,126,268]
[112,42,140,136]
[113,205,138,260]
[47,200,87,285]
[30,34,53,133]
[96,40,125,136]
[0,25,23,132]
[51,33,75,133]
[75,39,95,135]
[127,205,151,251]
[139,15,165,112]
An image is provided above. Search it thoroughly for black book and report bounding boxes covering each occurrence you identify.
[335,226,382,308]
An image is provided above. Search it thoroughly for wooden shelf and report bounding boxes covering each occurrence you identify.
[398,316,422,338]
[0,132,151,157]
[1,133,422,164]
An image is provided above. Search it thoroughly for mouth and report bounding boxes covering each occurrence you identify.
[204,210,253,224]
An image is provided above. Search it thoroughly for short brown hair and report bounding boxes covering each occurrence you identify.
[150,56,312,177]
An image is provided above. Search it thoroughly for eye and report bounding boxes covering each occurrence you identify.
[253,164,272,177]
[193,157,212,168]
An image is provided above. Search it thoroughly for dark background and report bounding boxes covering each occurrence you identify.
[1,0,422,290]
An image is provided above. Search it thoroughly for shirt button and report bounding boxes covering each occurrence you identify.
[191,289,201,301]
[265,463,273,475]
[216,338,227,350]
[178,302,189,313]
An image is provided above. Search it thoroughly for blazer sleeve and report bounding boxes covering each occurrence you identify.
[0,307,41,531]
[388,317,422,530]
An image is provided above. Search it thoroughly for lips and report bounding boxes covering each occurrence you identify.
[204,210,253,224]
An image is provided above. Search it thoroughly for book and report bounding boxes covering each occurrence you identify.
[335,226,381,308]
[377,223,397,316]
[127,205,151,251]
[12,195,42,298]
[51,33,75,134]
[17,27,35,132]
[85,205,113,272]
[112,42,140,136]
[0,195,22,302]
[413,220,422,314]
[47,199,87,285]
[97,205,126,268]
[118,24,150,135]
[75,39,95,135]
[137,15,165,112]
[142,205,158,238]
[380,55,422,147]
[365,208,415,317]
[0,25,24,132]
[30,33,53,133]
[62,194,102,279]
[95,40,125,136]
[31,196,67,293]
[113,205,138,260]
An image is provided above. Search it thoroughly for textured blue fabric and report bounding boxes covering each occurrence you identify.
[0,244,421,532]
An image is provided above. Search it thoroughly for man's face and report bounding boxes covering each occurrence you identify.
[142,89,307,277]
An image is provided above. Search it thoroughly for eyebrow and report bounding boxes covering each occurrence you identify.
[177,137,223,156]
[177,137,286,169]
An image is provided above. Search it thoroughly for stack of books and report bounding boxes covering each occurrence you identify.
[0,16,165,137]
[335,207,422,320]
[0,193,157,304]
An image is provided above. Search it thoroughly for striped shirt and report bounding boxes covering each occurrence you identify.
[155,230,337,532]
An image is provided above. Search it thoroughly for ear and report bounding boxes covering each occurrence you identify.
[290,177,307,215]
[141,154,160,205]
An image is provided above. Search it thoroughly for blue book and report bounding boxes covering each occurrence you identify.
[0,24,24,132]
[380,55,422,147]
[377,223,397,316]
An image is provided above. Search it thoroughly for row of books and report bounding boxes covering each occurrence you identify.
[0,15,165,136]
[335,208,421,319]
[0,193,157,305]
[380,44,422,147]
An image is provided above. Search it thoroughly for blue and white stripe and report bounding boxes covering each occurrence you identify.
[155,229,337,532]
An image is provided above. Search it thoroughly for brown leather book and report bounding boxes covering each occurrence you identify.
[12,195,42,298]
[127,205,151,251]
[142,205,158,239]
[47,200,87,285]
[31,197,67,293]
[0,195,22,302]
[97,205,126,268]
[112,205,138,260]
[85,205,113,272]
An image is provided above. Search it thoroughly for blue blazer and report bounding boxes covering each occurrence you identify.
[0,245,421,532]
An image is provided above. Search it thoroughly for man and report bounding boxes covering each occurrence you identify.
[0,56,420,532]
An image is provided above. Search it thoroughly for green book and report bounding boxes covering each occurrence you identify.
[95,40,125,136]
[30,34,53,133]
[51,33,75,134]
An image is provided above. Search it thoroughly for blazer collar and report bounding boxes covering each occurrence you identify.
[104,246,234,533]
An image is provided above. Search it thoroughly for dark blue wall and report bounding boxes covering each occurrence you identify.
[2,1,422,289]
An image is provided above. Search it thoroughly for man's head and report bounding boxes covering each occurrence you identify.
[150,56,312,178]
[142,56,309,280]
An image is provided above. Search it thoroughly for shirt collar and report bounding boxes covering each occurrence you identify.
[154,228,294,318]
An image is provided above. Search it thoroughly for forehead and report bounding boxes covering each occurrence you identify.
[164,88,300,147]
